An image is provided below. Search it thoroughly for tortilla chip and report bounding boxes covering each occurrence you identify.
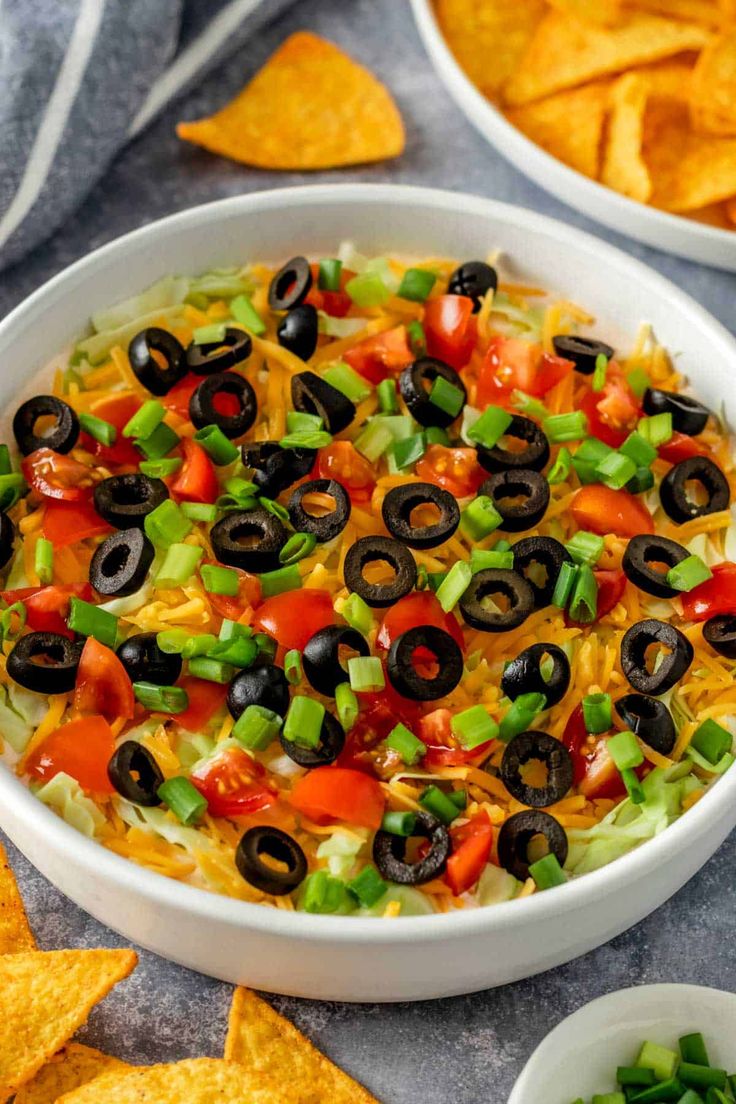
[644,97,736,209]
[56,1058,299,1103]
[0,948,137,1097]
[627,0,722,25]
[688,201,734,226]
[726,195,736,222]
[506,80,612,178]
[224,987,379,1104]
[434,0,546,98]
[15,1044,129,1104]
[177,32,404,170]
[548,0,623,25]
[722,0,736,22]
[503,11,711,105]
[0,841,35,954]
[691,31,736,134]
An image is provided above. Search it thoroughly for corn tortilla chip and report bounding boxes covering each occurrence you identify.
[503,11,711,105]
[691,31,736,134]
[224,987,379,1104]
[0,948,137,1097]
[56,1058,300,1103]
[15,1044,129,1104]
[548,0,623,25]
[177,32,404,170]
[726,196,736,222]
[434,0,546,98]
[644,97,736,209]
[688,201,733,226]
[0,841,35,954]
[506,80,612,178]
[627,0,722,25]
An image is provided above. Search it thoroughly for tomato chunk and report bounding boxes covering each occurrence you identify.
[682,562,736,622]
[417,708,494,767]
[22,449,93,503]
[344,326,413,384]
[424,295,476,369]
[659,432,709,464]
[290,767,385,829]
[561,705,624,801]
[74,637,134,721]
[446,812,493,896]
[476,337,572,406]
[84,393,142,466]
[594,568,627,619]
[415,445,485,499]
[316,442,376,504]
[572,484,654,538]
[253,589,334,652]
[25,715,116,794]
[190,747,275,817]
[376,592,464,652]
[174,677,227,732]
[170,438,219,504]
[42,500,111,548]
[2,584,92,638]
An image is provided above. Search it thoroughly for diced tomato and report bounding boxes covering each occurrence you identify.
[190,747,275,817]
[682,562,736,622]
[170,438,219,504]
[42,499,111,548]
[476,337,572,406]
[289,766,385,829]
[163,373,241,422]
[25,714,116,794]
[22,449,93,503]
[73,637,134,721]
[446,812,493,896]
[658,432,709,464]
[424,295,476,370]
[338,685,422,773]
[315,442,376,504]
[2,584,92,638]
[203,562,261,621]
[376,591,465,652]
[572,484,654,538]
[304,263,353,317]
[174,677,227,732]
[344,326,413,384]
[580,376,640,448]
[594,568,627,619]
[83,393,142,466]
[415,445,485,498]
[417,708,494,768]
[253,589,334,652]
[561,705,624,801]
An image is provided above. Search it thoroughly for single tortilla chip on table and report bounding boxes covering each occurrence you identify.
[433,0,546,98]
[55,1058,303,1103]
[15,1044,130,1104]
[0,840,35,954]
[503,10,711,105]
[690,31,736,134]
[177,32,404,170]
[644,96,736,210]
[0,948,137,1098]
[224,987,380,1104]
[506,80,613,178]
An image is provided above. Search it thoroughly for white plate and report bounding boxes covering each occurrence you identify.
[509,984,736,1103]
[410,0,736,272]
[1,184,735,1002]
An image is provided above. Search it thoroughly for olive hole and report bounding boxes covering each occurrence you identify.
[257,837,297,874]
[520,759,549,788]
[337,642,363,671]
[524,561,548,590]
[31,413,61,439]
[683,477,709,507]
[231,523,266,549]
[497,434,528,456]
[643,641,673,674]
[526,832,550,864]
[647,558,672,577]
[410,645,440,680]
[408,502,442,528]
[102,545,130,577]
[301,491,337,518]
[363,558,398,585]
[479,590,512,615]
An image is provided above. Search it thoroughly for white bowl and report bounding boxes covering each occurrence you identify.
[1,184,735,1002]
[509,984,736,1103]
[410,0,736,272]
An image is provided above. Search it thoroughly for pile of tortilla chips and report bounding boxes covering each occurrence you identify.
[435,0,736,227]
[0,840,380,1103]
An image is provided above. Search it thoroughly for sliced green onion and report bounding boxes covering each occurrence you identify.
[279,429,333,451]
[279,531,316,566]
[155,542,203,588]
[259,564,302,598]
[679,1063,728,1091]
[193,424,240,466]
[348,655,385,693]
[435,560,472,613]
[621,766,645,804]
[568,563,598,623]
[616,1067,656,1088]
[284,649,302,685]
[123,400,165,439]
[232,704,282,751]
[429,376,465,418]
[470,547,514,572]
[345,271,390,308]
[79,412,116,447]
[582,692,612,735]
[322,362,371,403]
[626,467,655,495]
[0,446,11,476]
[551,561,578,609]
[67,598,118,647]
[511,390,548,419]
[0,472,27,512]
[406,320,426,356]
[690,718,732,765]
[134,421,179,460]
[608,730,645,771]
[336,682,359,731]
[207,635,258,668]
[187,656,234,683]
[467,405,513,450]
[354,420,394,461]
[139,457,182,478]
[377,378,399,414]
[547,447,572,485]
[448,789,467,810]
[425,425,450,446]
[626,366,651,398]
[381,811,417,836]
[461,495,502,541]
[283,695,324,749]
[134,681,188,714]
[347,865,387,908]
[286,410,323,434]
[636,1041,679,1083]
[596,450,637,490]
[637,412,673,446]
[193,323,227,345]
[419,785,459,825]
[259,497,290,525]
[230,293,266,335]
[679,1034,710,1067]
[34,537,54,585]
[416,563,429,590]
[565,530,604,566]
[157,777,207,825]
[217,476,259,513]
[427,571,447,593]
[529,853,566,890]
[200,563,239,596]
[0,602,26,642]
[571,436,613,484]
[183,635,223,662]
[591,353,608,392]
[340,592,373,636]
[619,430,657,467]
[156,629,189,654]
[219,619,252,643]
[499,692,547,744]
[665,554,712,592]
[318,258,342,291]
[301,871,352,914]
[397,267,437,302]
[543,411,588,443]
[386,722,426,766]
[451,704,498,749]
[180,501,217,522]
[391,432,426,471]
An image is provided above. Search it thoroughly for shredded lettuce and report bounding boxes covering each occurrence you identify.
[91,276,189,333]
[725,509,736,561]
[116,801,218,854]
[4,547,28,591]
[175,730,215,771]
[460,405,481,445]
[8,683,50,729]
[186,268,252,300]
[476,863,520,906]
[490,293,544,341]
[335,244,399,293]
[76,307,187,366]
[0,685,34,754]
[317,313,365,339]
[316,829,367,879]
[35,772,106,838]
[98,583,152,617]
[356,885,434,917]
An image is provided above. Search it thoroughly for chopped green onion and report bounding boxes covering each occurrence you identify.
[0,472,27,512]
[547,447,572,485]
[207,635,258,668]
[451,704,498,749]
[637,412,673,446]
[283,695,324,749]
[301,871,352,914]
[499,692,547,743]
[543,411,588,443]
[133,682,189,714]
[381,811,417,836]
[636,1041,680,1083]
[596,450,637,490]
[135,421,179,460]
[461,495,502,541]
[200,563,239,596]
[391,432,426,470]
[230,293,267,335]
[621,766,645,804]
[284,649,302,685]
[551,561,578,609]
[467,405,513,449]
[139,457,182,478]
[386,722,425,765]
[180,501,217,522]
[279,531,316,566]
[193,424,240,465]
[79,412,116,447]
[406,320,426,357]
[619,430,657,467]
[425,425,450,446]
[427,571,447,593]
[188,656,234,683]
[156,629,190,654]
[448,789,467,810]
[67,598,118,648]
[286,410,323,434]
[616,1067,656,1088]
[219,619,252,643]
[568,563,598,623]
[259,496,290,524]
[347,865,387,908]
[591,353,608,392]
[511,390,548,419]
[155,543,203,588]
[217,476,259,513]
[435,560,472,613]
[123,400,165,439]
[354,420,394,461]
[259,564,302,598]
[416,563,429,590]
[0,602,26,642]
[0,446,11,476]
[279,430,333,450]
[397,267,436,302]
[157,777,207,825]
[690,718,732,765]
[470,547,514,572]
[322,362,371,403]
[572,436,613,484]
[345,271,391,308]
[340,592,373,636]
[626,467,655,495]
[232,704,282,751]
[34,537,54,585]
[665,554,711,592]
[565,530,604,566]
[529,853,566,890]
[608,731,645,773]
[679,1034,710,1068]
[626,366,651,398]
[419,785,459,825]
[336,682,359,731]
[348,655,385,693]
[318,257,342,291]
[429,376,465,418]
[193,323,227,345]
[377,378,399,414]
[582,692,612,734]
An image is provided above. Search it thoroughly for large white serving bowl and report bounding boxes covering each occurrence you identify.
[410,0,736,272]
[0,184,735,1002]
[509,984,736,1103]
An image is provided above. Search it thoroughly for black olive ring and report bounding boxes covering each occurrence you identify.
[500,731,574,808]
[551,335,615,375]
[302,625,370,697]
[186,327,252,375]
[107,741,164,806]
[288,479,351,544]
[381,482,460,550]
[615,693,676,756]
[279,711,345,768]
[13,395,79,456]
[703,615,736,660]
[399,357,467,429]
[268,256,313,311]
[480,470,550,533]
[291,370,356,434]
[278,305,319,362]
[475,415,550,474]
[128,327,187,396]
[387,626,463,701]
[0,514,16,570]
[343,536,417,608]
[242,442,317,499]
[643,387,709,437]
[189,371,257,439]
[90,528,154,597]
[373,811,451,886]
[622,534,690,599]
[497,810,569,882]
[501,643,571,708]
[511,536,573,608]
[660,457,730,524]
[93,474,169,530]
[236,827,308,896]
[620,618,694,695]
[211,508,287,573]
[459,569,535,633]
[448,261,498,311]
[227,665,290,720]
[7,632,82,694]
[117,632,183,687]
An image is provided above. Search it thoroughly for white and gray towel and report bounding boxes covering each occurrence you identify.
[0,0,294,273]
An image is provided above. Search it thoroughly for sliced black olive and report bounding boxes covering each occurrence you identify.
[511,536,572,607]
[117,632,182,686]
[497,810,568,882]
[620,618,694,695]
[343,536,417,608]
[12,396,79,456]
[268,256,313,311]
[277,305,319,361]
[291,370,355,433]
[279,711,345,768]
[189,371,257,439]
[480,470,550,533]
[242,441,316,498]
[501,643,570,707]
[227,664,290,719]
[373,810,450,885]
[500,731,574,808]
[551,335,614,375]
[6,632,82,694]
[387,626,463,701]
[660,456,730,524]
[302,626,370,697]
[622,534,690,599]
[459,569,534,633]
[615,693,676,756]
[381,482,460,550]
[399,357,467,428]
[93,474,169,530]
[643,387,709,436]
[703,615,736,660]
[0,514,16,570]
[211,508,287,573]
[475,415,550,474]
[447,261,498,311]
[128,327,187,396]
[236,826,307,895]
[288,478,351,543]
[108,741,164,806]
[90,528,154,597]
[186,327,252,374]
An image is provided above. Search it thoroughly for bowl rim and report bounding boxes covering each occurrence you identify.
[1,180,735,943]
[409,0,736,250]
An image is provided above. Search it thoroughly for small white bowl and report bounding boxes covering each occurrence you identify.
[509,985,736,1104]
[410,0,736,272]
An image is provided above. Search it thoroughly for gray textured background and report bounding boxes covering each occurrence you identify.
[1,2,736,1101]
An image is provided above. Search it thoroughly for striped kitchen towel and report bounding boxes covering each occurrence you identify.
[0,0,294,274]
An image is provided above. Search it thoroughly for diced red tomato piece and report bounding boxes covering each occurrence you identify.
[682,562,736,622]
[476,337,572,406]
[417,708,494,767]
[315,442,376,504]
[73,637,134,721]
[446,812,493,896]
[203,562,261,621]
[1,584,92,639]
[253,589,334,652]
[289,766,385,829]
[304,264,353,317]
[164,373,241,422]
[338,685,422,773]
[572,484,654,538]
[190,747,275,817]
[83,393,142,466]
[594,568,627,619]
[170,438,219,504]
[22,449,93,503]
[658,432,709,464]
[415,445,485,498]
[344,326,413,384]
[561,705,624,801]
[424,295,476,370]
[42,499,111,548]
[376,591,465,652]
[25,714,116,794]
[580,376,640,448]
[174,677,227,732]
